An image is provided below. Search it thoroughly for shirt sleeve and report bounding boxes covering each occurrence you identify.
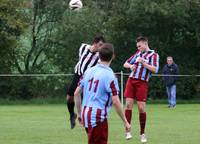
[175,64,179,75]
[79,75,84,89]
[151,53,159,73]
[105,75,119,97]
[78,44,86,59]
[126,51,140,64]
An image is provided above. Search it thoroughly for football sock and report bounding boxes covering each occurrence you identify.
[67,101,75,117]
[139,112,146,135]
[125,109,132,124]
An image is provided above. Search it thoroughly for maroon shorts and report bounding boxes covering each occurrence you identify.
[124,78,148,102]
[86,119,108,144]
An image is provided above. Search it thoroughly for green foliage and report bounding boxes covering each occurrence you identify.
[0,0,199,100]
[0,0,28,73]
[52,7,108,72]
[0,0,29,98]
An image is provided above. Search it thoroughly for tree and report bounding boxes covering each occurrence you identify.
[0,0,28,73]
[1,0,199,100]
[0,0,29,98]
[14,0,66,74]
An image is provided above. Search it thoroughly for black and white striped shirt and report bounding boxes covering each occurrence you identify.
[74,43,99,76]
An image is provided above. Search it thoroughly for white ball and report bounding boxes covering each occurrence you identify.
[69,0,83,11]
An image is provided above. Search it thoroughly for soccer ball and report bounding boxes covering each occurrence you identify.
[69,0,83,11]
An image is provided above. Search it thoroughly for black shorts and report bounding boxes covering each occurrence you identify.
[67,73,81,96]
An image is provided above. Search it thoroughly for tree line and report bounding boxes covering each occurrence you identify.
[0,0,199,100]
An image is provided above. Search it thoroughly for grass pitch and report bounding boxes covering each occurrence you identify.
[0,104,200,144]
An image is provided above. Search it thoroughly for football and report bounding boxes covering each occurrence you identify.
[69,0,83,11]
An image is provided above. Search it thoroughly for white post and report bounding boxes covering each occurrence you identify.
[120,71,124,107]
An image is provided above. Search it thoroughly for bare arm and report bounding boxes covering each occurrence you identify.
[74,86,82,119]
[123,61,136,71]
[112,95,131,131]
[142,61,157,73]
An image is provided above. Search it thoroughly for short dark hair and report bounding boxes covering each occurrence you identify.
[99,43,114,62]
[136,36,148,43]
[92,36,106,44]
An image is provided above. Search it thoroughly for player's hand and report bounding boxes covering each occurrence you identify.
[77,116,83,126]
[130,64,136,71]
[124,121,131,132]
[136,57,144,63]
[77,113,83,126]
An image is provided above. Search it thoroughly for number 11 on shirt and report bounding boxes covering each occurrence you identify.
[88,77,99,93]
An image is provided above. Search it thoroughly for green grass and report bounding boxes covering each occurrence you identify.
[0,104,200,144]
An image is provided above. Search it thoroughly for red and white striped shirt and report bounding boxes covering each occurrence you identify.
[126,50,159,82]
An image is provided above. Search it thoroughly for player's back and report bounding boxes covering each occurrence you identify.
[82,63,115,108]
[80,63,119,128]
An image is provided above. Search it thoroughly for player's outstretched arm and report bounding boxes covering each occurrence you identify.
[112,95,131,131]
[74,86,82,123]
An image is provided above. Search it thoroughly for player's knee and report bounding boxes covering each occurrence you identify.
[126,102,133,109]
[67,96,74,103]
[138,106,145,113]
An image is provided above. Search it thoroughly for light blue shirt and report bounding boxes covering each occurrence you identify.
[80,63,119,128]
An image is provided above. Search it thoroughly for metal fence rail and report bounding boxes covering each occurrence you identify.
[0,72,199,106]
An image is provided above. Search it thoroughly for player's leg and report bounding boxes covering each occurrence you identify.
[124,78,136,140]
[66,73,80,129]
[66,94,77,129]
[124,78,135,124]
[137,101,146,134]
[171,84,176,107]
[124,98,134,140]
[136,80,148,143]
[88,119,108,144]
[125,98,134,124]
[137,101,147,143]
